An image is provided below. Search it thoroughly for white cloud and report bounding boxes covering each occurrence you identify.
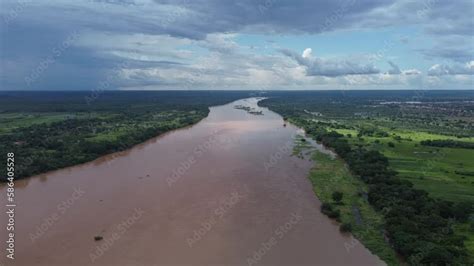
[282,48,380,77]
[428,61,474,76]
[302,48,312,59]
[1,0,473,90]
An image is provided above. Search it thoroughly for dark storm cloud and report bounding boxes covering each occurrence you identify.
[155,0,395,34]
[0,0,395,90]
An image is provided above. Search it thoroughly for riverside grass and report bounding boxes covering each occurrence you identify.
[293,139,398,266]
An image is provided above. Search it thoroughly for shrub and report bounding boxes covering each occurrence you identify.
[332,191,343,203]
[452,202,472,222]
[328,209,341,219]
[321,202,341,219]
[340,222,352,232]
[321,202,333,214]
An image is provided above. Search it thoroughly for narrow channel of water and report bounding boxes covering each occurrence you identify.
[1,98,384,265]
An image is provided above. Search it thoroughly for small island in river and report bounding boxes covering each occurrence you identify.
[234,105,264,115]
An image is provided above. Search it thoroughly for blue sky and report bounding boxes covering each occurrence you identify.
[0,0,473,90]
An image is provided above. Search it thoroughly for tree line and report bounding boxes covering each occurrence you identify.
[421,139,474,149]
[284,116,471,265]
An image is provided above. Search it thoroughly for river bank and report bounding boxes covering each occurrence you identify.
[1,98,384,265]
[293,136,399,265]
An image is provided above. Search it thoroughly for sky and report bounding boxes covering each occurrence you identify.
[0,0,473,91]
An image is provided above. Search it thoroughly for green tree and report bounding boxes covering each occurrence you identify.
[332,191,343,203]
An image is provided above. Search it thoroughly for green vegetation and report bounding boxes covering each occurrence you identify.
[299,148,399,265]
[0,91,250,180]
[2,90,473,265]
[261,90,474,265]
[340,222,352,232]
[342,130,474,205]
[331,191,343,203]
[421,139,474,149]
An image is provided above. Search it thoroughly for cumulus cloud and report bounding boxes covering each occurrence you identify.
[281,48,379,77]
[0,0,472,90]
[302,48,313,59]
[428,61,474,76]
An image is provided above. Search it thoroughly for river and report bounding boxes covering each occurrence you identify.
[1,98,384,266]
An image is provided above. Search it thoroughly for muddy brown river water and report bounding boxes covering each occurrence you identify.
[1,98,384,266]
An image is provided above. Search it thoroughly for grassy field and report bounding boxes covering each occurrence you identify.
[320,125,474,259]
[294,138,399,265]
[330,126,474,204]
